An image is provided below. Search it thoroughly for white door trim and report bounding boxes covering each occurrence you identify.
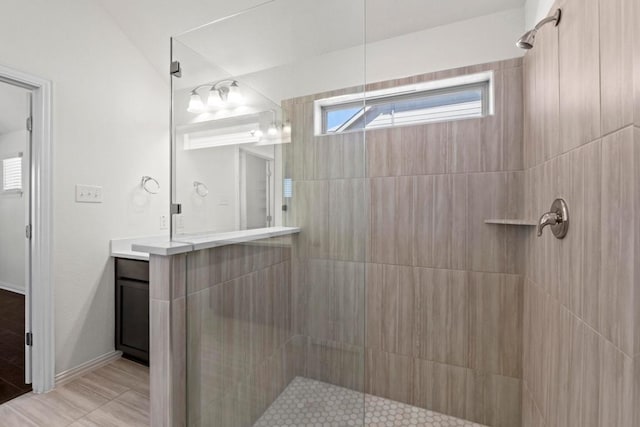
[0,63,54,393]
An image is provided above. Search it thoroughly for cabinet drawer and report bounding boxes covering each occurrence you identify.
[116,258,149,282]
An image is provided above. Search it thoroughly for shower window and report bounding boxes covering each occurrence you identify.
[317,72,493,134]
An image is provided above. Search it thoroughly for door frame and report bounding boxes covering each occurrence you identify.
[0,63,54,393]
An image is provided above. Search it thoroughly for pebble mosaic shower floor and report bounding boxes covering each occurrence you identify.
[254,377,486,427]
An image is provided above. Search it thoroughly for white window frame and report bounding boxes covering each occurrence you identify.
[313,71,494,136]
[2,152,23,194]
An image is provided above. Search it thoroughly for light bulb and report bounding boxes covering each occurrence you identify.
[227,81,244,105]
[253,129,264,139]
[207,88,223,108]
[187,92,204,113]
[282,122,292,134]
[267,123,278,137]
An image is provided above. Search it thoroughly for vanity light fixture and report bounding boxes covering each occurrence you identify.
[187,80,245,113]
[282,121,292,134]
[267,122,279,137]
[187,91,205,113]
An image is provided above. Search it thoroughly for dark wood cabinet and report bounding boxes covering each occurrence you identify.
[115,258,149,365]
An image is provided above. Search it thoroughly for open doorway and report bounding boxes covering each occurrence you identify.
[0,64,53,396]
[239,148,274,230]
[0,81,31,403]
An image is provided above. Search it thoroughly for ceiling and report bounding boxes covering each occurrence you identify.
[95,0,526,80]
[0,82,29,136]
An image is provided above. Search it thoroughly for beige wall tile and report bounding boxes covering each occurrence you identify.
[329,179,367,262]
[305,259,365,346]
[522,385,545,427]
[466,172,524,274]
[187,250,210,294]
[523,24,560,167]
[579,140,602,330]
[599,339,633,427]
[558,0,601,152]
[448,116,502,173]
[292,180,329,259]
[366,264,415,356]
[365,350,413,404]
[414,174,467,270]
[149,255,171,301]
[471,373,522,427]
[503,66,524,171]
[413,358,474,421]
[600,0,634,134]
[468,272,523,378]
[150,299,171,427]
[369,176,414,265]
[405,123,449,175]
[415,268,468,367]
[305,337,364,392]
[600,128,635,356]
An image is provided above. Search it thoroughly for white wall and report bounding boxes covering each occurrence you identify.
[0,130,27,293]
[0,0,169,373]
[176,144,239,234]
[240,7,525,102]
[525,0,555,29]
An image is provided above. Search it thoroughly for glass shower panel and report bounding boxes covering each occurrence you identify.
[174,0,366,425]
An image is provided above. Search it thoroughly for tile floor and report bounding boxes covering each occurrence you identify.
[254,377,486,427]
[0,289,31,404]
[0,358,149,427]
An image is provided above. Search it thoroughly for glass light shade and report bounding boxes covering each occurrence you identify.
[267,123,278,136]
[227,82,244,105]
[253,129,264,139]
[207,89,223,108]
[282,122,292,134]
[187,92,205,113]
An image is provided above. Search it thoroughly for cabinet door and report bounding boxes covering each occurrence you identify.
[117,279,149,361]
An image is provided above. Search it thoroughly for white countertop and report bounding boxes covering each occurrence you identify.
[110,235,170,260]
[112,226,300,259]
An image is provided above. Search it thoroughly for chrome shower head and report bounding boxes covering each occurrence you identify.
[516,8,561,50]
[516,29,536,50]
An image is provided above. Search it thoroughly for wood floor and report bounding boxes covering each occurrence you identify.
[0,358,149,426]
[0,289,31,404]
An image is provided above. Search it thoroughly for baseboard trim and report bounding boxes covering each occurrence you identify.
[0,280,25,295]
[55,350,122,387]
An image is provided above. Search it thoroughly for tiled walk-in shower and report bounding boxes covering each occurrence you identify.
[151,0,640,426]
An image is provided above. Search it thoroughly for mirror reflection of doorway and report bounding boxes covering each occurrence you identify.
[0,80,32,404]
[240,150,273,230]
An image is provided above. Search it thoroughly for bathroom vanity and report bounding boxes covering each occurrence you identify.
[110,237,154,364]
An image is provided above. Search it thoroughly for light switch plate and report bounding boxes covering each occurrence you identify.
[75,184,103,203]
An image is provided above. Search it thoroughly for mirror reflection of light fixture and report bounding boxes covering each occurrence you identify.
[188,91,205,113]
[187,80,244,113]
[193,181,209,197]
[267,123,278,137]
[282,121,292,134]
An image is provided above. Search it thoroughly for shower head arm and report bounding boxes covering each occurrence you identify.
[534,9,561,30]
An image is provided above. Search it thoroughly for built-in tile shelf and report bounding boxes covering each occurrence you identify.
[484,219,537,226]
